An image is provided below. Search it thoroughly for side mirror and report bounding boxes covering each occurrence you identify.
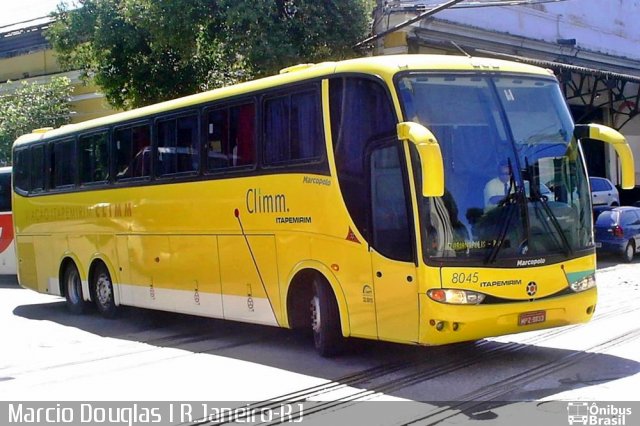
[397,122,444,197]
[575,124,635,189]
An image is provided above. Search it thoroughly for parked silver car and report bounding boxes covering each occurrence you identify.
[589,177,619,207]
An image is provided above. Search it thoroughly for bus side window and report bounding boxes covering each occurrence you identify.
[157,114,199,176]
[207,109,229,169]
[51,139,76,189]
[80,132,109,184]
[115,124,151,180]
[13,149,30,193]
[206,102,255,172]
[31,145,46,193]
[330,77,397,242]
[263,88,322,166]
[235,104,255,166]
[131,125,151,177]
[370,145,412,261]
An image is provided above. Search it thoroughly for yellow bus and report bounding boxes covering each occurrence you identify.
[12,55,635,356]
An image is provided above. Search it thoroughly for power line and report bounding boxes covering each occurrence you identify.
[355,0,467,48]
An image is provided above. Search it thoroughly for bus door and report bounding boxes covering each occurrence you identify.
[369,144,419,343]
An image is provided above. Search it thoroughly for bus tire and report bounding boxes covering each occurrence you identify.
[63,263,90,315]
[92,263,118,318]
[622,241,635,263]
[310,279,344,357]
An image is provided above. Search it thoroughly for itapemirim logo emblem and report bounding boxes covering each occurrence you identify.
[567,402,632,425]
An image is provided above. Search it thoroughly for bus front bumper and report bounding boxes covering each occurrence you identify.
[418,287,597,345]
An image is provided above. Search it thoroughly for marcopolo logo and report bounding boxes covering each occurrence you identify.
[567,402,632,425]
[516,258,546,267]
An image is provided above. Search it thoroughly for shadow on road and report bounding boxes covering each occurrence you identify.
[596,252,639,269]
[13,296,640,421]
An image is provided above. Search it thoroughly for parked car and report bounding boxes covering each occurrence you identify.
[589,176,619,206]
[594,206,640,262]
[593,205,612,220]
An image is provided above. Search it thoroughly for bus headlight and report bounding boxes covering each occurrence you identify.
[427,289,486,305]
[570,274,596,292]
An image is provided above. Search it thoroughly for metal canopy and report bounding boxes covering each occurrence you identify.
[474,50,640,130]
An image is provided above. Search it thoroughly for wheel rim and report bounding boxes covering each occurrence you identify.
[67,269,81,304]
[310,295,321,333]
[96,272,112,307]
[626,244,634,261]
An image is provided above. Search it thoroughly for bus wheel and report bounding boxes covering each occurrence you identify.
[63,263,90,314]
[92,263,118,318]
[622,241,635,263]
[310,280,344,357]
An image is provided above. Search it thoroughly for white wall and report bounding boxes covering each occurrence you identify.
[620,118,640,184]
[434,0,640,61]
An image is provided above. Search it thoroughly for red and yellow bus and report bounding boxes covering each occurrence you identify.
[0,166,17,276]
[12,55,635,355]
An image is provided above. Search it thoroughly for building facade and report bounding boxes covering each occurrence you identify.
[0,18,116,125]
[373,0,640,200]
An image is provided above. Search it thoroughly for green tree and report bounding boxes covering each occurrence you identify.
[0,77,73,164]
[47,0,371,110]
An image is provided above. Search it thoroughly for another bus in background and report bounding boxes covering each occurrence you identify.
[0,166,16,275]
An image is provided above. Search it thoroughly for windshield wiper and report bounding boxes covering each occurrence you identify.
[525,157,573,256]
[485,159,520,264]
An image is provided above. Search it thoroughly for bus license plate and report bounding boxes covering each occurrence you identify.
[518,310,546,326]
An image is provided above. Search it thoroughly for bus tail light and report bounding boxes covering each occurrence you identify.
[427,289,486,305]
[570,274,596,293]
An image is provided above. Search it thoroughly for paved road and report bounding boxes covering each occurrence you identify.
[0,255,638,424]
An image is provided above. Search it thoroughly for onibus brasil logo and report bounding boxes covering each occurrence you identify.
[567,402,632,425]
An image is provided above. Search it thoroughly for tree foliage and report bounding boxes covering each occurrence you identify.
[47,0,371,110]
[0,77,73,164]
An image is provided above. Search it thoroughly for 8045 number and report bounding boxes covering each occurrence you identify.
[451,272,479,284]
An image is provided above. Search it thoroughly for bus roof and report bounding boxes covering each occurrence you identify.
[12,54,551,147]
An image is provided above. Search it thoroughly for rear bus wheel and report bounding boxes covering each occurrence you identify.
[63,264,90,314]
[92,263,118,318]
[310,280,344,357]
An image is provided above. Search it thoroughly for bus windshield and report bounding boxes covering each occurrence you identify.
[398,73,593,264]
